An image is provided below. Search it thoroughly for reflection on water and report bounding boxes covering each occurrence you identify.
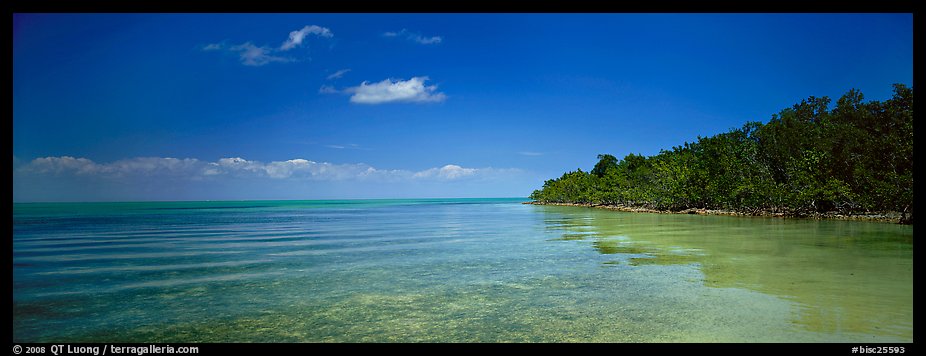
[13,200,912,342]
[539,206,913,340]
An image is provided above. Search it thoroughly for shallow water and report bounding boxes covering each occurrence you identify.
[13,199,913,342]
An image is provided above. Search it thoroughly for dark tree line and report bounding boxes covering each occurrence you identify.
[530,85,913,223]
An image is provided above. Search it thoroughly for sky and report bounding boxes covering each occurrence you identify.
[12,13,913,202]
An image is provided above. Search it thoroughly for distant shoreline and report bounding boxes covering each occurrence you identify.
[524,201,911,224]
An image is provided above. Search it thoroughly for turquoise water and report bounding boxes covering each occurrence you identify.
[13,199,913,342]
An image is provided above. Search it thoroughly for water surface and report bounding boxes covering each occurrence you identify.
[13,199,913,342]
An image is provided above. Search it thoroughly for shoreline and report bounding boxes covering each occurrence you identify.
[523,201,911,224]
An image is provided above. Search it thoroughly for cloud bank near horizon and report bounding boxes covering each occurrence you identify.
[13,155,535,202]
[16,156,518,182]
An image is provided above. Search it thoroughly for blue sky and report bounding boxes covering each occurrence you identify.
[12,13,913,201]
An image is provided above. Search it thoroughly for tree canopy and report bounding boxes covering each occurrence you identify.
[529,85,914,223]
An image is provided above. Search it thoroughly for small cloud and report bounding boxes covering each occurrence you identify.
[383,29,442,45]
[345,76,447,104]
[412,35,441,45]
[518,151,543,156]
[202,43,223,51]
[318,85,340,94]
[414,164,476,180]
[229,42,292,66]
[214,157,263,173]
[325,143,362,150]
[19,156,100,175]
[326,68,351,80]
[205,25,331,66]
[280,25,333,51]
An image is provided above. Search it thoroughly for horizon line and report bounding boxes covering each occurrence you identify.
[11,197,531,204]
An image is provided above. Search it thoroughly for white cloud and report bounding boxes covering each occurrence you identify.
[346,76,447,104]
[17,156,512,182]
[383,29,442,45]
[412,35,442,45]
[107,157,203,176]
[326,68,351,80]
[263,159,310,179]
[20,156,203,178]
[229,42,292,66]
[280,25,333,51]
[202,43,223,51]
[214,157,264,173]
[205,25,331,66]
[318,85,340,94]
[413,164,476,179]
[21,156,101,175]
[325,143,362,150]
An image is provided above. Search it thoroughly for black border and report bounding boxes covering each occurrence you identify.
[5,342,918,352]
[4,0,919,14]
[6,0,919,352]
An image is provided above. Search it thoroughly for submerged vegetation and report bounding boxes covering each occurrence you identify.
[530,85,914,224]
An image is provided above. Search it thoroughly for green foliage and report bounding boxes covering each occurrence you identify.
[530,85,914,220]
[591,154,619,178]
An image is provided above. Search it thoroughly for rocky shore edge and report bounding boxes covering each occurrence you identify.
[523,201,912,224]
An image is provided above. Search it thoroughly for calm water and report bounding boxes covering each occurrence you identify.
[13,199,913,342]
